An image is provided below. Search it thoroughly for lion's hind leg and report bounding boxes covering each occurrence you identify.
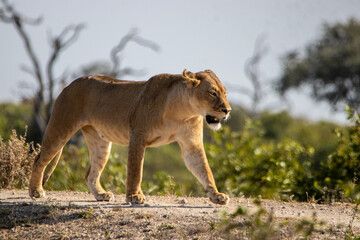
[29,137,67,198]
[82,126,114,201]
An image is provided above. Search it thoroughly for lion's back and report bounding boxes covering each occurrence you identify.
[48,76,145,127]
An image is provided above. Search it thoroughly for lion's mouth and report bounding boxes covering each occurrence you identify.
[206,115,221,124]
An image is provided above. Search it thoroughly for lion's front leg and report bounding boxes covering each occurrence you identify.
[126,135,146,204]
[178,142,229,205]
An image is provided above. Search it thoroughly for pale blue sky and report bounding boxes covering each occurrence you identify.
[1,0,360,123]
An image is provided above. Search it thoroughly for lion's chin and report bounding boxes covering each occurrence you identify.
[208,122,222,131]
[205,115,222,131]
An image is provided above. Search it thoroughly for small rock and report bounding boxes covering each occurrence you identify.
[144,203,151,207]
[176,198,188,204]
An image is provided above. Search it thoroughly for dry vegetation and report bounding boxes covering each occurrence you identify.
[0,128,40,189]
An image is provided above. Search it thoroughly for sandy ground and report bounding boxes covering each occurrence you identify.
[0,189,359,239]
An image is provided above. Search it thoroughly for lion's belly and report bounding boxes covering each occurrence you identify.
[144,124,179,147]
[146,133,177,147]
[93,127,176,147]
[89,118,180,147]
[93,126,130,146]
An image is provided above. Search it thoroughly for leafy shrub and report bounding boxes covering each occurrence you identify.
[220,200,278,239]
[259,110,339,171]
[46,145,90,192]
[220,200,325,239]
[321,106,360,201]
[0,128,40,189]
[205,120,315,200]
[46,145,129,193]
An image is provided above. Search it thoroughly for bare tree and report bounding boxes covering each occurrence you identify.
[229,34,268,116]
[0,0,159,143]
[0,0,84,142]
[244,34,268,115]
[80,28,160,78]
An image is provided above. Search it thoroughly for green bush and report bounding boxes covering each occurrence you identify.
[47,145,129,193]
[259,111,339,172]
[205,120,315,200]
[46,145,90,192]
[321,106,360,201]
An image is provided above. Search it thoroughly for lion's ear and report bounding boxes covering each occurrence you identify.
[183,69,196,79]
[183,69,200,88]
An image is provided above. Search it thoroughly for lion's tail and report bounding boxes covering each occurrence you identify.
[41,148,64,186]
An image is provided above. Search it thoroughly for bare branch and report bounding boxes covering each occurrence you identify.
[46,23,85,119]
[110,28,160,77]
[0,0,46,135]
[0,8,12,22]
[0,1,54,139]
[132,34,161,52]
[52,24,85,50]
[0,0,42,25]
[0,0,44,95]
[20,64,36,78]
[244,34,269,115]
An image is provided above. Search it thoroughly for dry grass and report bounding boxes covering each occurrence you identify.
[0,127,40,189]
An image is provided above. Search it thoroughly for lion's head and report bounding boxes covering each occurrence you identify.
[183,69,231,130]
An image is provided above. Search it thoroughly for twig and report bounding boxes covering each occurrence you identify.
[110,28,160,77]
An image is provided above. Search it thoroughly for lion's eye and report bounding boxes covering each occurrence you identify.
[209,91,217,97]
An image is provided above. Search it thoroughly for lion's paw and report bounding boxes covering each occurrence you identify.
[126,193,145,205]
[29,187,46,199]
[95,192,114,201]
[208,191,229,205]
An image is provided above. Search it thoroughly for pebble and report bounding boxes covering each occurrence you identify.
[176,198,188,204]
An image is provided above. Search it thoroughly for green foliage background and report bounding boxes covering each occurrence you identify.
[277,18,360,112]
[206,121,315,200]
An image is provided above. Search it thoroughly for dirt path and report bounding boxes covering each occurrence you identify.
[0,189,359,239]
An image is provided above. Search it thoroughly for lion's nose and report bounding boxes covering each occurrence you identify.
[222,108,231,115]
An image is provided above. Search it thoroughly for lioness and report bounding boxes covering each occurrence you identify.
[29,69,231,205]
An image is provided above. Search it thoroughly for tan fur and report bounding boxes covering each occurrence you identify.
[29,69,231,205]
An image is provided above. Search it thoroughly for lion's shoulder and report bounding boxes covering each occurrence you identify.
[146,73,185,90]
